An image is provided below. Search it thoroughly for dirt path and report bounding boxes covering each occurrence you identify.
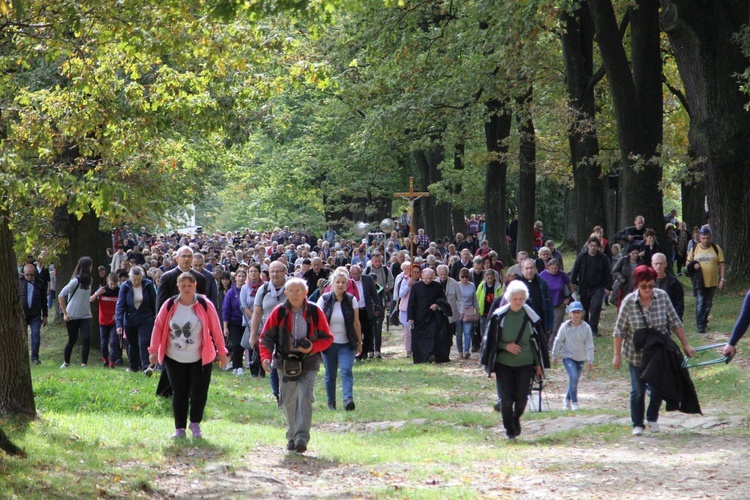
[149,330,748,499]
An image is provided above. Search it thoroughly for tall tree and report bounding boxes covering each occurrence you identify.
[588,0,665,239]
[560,4,606,247]
[661,0,750,275]
[516,88,537,257]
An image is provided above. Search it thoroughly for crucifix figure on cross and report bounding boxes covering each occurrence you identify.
[394,177,430,257]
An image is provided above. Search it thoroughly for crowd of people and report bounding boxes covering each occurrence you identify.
[18,209,748,449]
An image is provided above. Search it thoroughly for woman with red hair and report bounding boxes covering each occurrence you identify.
[613,265,696,436]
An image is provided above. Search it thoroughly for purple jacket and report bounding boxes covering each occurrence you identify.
[222,286,244,325]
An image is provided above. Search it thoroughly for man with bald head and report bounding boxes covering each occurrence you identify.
[407,268,450,363]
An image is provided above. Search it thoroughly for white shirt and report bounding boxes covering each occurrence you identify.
[166,302,203,363]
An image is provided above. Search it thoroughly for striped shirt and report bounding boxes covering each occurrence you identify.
[613,288,682,367]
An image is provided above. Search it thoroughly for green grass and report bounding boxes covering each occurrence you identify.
[1,275,749,497]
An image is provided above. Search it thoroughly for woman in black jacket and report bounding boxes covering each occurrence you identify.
[481,280,544,440]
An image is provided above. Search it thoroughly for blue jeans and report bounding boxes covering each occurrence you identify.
[99,324,118,364]
[125,321,154,371]
[695,286,716,332]
[455,319,473,354]
[270,367,279,399]
[323,342,355,403]
[628,363,662,427]
[562,358,584,403]
[26,316,43,361]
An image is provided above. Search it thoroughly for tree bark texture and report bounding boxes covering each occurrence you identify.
[0,210,36,418]
[561,5,606,248]
[663,0,750,276]
[450,142,466,238]
[516,88,536,257]
[589,0,664,239]
[484,99,513,265]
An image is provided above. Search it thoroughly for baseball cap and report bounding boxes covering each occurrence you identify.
[567,301,584,313]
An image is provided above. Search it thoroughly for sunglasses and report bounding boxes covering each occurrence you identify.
[639,284,655,290]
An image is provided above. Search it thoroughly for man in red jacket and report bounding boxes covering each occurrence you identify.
[260,278,333,453]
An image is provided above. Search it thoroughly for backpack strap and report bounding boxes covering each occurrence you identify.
[167,294,208,312]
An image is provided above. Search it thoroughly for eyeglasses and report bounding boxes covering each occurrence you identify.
[639,284,655,290]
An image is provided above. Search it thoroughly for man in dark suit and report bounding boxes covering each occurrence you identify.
[21,263,48,364]
[349,265,379,360]
[192,252,219,308]
[156,246,208,309]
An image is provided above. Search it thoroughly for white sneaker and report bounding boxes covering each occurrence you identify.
[563,398,571,410]
[235,367,244,376]
[571,402,579,411]
[60,363,69,369]
[224,363,234,372]
[647,421,660,433]
[632,426,645,436]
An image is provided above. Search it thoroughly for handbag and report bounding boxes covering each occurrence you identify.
[463,306,480,323]
[240,326,252,350]
[389,306,401,326]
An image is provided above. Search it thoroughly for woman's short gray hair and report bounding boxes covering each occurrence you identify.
[503,280,529,303]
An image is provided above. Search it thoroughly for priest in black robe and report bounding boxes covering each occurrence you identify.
[407,268,449,363]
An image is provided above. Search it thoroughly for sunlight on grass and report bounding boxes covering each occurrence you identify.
[3,279,750,496]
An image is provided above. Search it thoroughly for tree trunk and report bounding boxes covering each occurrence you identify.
[561,5,606,248]
[484,99,513,265]
[450,142,466,238]
[562,190,578,251]
[663,0,750,275]
[516,88,536,257]
[413,150,430,239]
[681,178,706,231]
[589,0,664,238]
[0,210,36,418]
[427,147,451,240]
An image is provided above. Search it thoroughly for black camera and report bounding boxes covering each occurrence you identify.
[292,337,311,349]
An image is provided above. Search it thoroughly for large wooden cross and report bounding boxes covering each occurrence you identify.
[394,177,430,257]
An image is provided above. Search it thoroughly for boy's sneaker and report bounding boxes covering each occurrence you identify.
[563,398,571,410]
[632,426,645,436]
[571,402,579,411]
[143,364,155,377]
[647,421,660,433]
[188,422,202,439]
[60,363,69,369]
[234,367,244,376]
[171,428,186,439]
[375,351,382,359]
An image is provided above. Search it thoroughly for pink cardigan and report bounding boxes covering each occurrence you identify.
[148,295,228,366]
